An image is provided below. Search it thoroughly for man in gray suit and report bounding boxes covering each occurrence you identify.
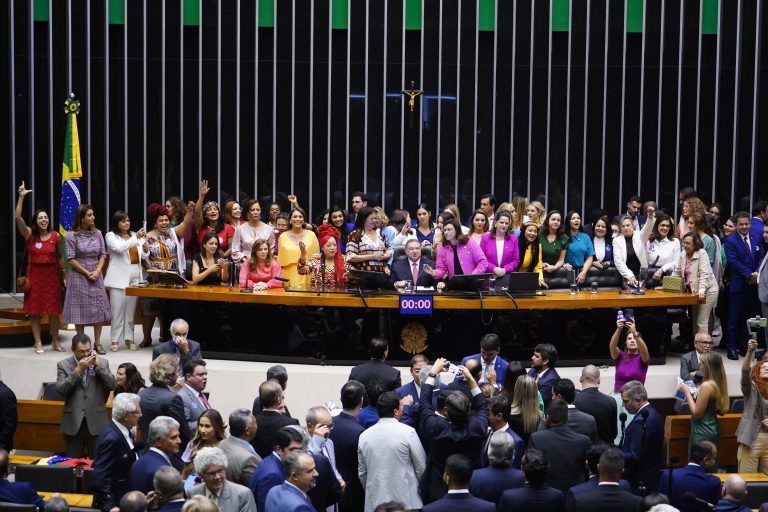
[189,447,257,512]
[56,334,117,457]
[218,409,262,486]
[177,359,211,433]
[679,333,715,381]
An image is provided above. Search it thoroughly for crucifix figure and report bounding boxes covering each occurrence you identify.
[401,80,423,128]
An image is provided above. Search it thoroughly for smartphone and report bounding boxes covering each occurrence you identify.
[625,309,635,323]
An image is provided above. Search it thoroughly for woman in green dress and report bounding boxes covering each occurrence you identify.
[677,351,730,462]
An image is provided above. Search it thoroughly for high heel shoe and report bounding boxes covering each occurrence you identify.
[34,342,45,355]
[94,343,107,355]
[51,339,65,352]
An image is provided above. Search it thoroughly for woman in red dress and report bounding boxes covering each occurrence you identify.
[15,182,65,354]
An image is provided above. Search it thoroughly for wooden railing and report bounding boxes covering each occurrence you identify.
[664,413,741,466]
[15,399,112,454]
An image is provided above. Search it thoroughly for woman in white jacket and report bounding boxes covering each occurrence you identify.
[645,213,681,285]
[613,207,656,287]
[671,232,719,334]
[104,211,146,351]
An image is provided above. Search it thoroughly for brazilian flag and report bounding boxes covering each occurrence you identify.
[59,94,83,235]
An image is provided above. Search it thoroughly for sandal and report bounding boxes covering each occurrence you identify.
[51,340,65,352]
[110,342,120,352]
[126,340,138,351]
[94,343,107,355]
[34,342,45,355]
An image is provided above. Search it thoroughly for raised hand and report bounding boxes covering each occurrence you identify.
[18,181,32,197]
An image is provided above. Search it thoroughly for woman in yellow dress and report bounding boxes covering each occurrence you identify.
[277,207,319,288]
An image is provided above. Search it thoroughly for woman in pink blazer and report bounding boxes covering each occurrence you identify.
[434,217,488,291]
[479,210,520,278]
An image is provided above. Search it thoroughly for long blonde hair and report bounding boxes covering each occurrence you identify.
[700,352,729,415]
[509,375,541,434]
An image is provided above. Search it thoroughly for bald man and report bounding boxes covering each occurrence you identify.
[680,333,714,381]
[573,365,617,444]
[714,475,750,512]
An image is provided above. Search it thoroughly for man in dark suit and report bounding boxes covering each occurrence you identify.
[129,416,182,493]
[391,238,437,289]
[252,365,293,418]
[724,211,765,360]
[480,395,524,470]
[469,431,524,504]
[56,333,117,457]
[619,380,664,493]
[91,392,142,511]
[152,466,186,512]
[461,333,509,391]
[571,447,641,512]
[251,380,300,459]
[151,318,202,374]
[396,354,429,427]
[658,440,721,512]
[139,354,190,450]
[423,454,494,512]
[552,379,597,442]
[498,449,564,511]
[564,442,633,511]
[307,452,342,512]
[528,343,561,406]
[249,426,306,512]
[348,337,402,391]
[0,449,45,508]
[419,358,489,503]
[573,366,617,444]
[751,201,768,248]
[0,372,17,451]
[714,475,751,512]
[265,450,318,512]
[529,400,591,493]
[329,380,366,512]
[680,333,714,380]
[612,195,646,231]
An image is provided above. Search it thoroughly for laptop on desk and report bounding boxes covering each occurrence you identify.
[497,272,540,297]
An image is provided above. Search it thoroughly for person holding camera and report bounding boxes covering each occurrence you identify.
[736,339,768,473]
[609,315,649,444]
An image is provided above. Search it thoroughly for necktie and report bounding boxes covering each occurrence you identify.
[199,392,211,410]
[412,262,419,285]
[480,362,488,383]
[744,236,752,253]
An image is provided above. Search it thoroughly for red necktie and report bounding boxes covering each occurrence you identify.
[412,262,419,285]
[199,392,211,410]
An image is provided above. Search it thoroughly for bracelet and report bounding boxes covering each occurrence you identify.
[428,373,437,378]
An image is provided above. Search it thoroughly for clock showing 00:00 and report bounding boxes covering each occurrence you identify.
[399,296,433,315]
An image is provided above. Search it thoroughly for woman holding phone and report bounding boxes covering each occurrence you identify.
[192,232,230,285]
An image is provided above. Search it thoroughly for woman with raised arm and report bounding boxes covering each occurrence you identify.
[736,339,768,472]
[609,315,650,443]
[277,207,320,288]
[613,207,657,288]
[15,182,65,354]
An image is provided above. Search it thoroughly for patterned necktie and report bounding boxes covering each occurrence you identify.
[412,262,419,285]
[199,392,211,410]
[744,236,751,253]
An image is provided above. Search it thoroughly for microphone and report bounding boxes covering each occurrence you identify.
[667,453,680,500]
[619,412,627,446]
[640,408,649,426]
[252,274,290,282]
[684,491,714,510]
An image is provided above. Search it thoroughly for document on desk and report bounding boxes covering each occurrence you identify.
[416,286,435,291]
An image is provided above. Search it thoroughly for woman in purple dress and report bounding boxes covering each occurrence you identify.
[609,315,650,443]
[62,204,112,354]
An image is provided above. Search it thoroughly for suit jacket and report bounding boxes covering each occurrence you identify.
[479,232,520,272]
[396,381,421,426]
[724,231,764,293]
[622,403,664,492]
[0,478,45,509]
[758,251,768,303]
[566,406,597,442]
[658,463,722,512]
[528,367,561,406]
[529,425,590,493]
[91,420,139,511]
[104,232,144,288]
[253,396,292,418]
[56,355,117,436]
[264,482,316,512]
[612,213,647,231]
[419,382,489,503]
[251,410,300,459]
[307,453,341,512]
[138,384,191,448]
[422,491,495,512]
[478,427,524,470]
[189,480,257,512]
[713,499,751,512]
[177,384,209,433]
[679,350,702,381]
[249,452,285,512]
[152,339,203,374]
[572,387,617,444]
[390,256,437,286]
[498,485,564,512]
[434,240,489,279]
[156,500,185,512]
[129,449,173,494]
[612,218,656,280]
[329,411,365,512]
[671,248,716,295]
[468,466,525,504]
[348,360,402,391]
[218,436,262,487]
[0,380,18,451]
[571,484,641,512]
[461,355,509,389]
[564,475,632,512]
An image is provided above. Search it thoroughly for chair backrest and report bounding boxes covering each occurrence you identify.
[0,503,39,512]
[542,267,573,290]
[14,465,76,493]
[41,382,65,402]
[730,398,745,414]
[81,468,95,494]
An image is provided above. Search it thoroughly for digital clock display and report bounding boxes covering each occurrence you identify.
[399,295,433,315]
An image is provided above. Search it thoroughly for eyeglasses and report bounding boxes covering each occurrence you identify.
[696,341,714,346]
[202,468,226,477]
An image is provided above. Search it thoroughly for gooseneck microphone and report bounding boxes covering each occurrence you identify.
[684,491,714,510]
[619,412,627,446]
[667,453,680,501]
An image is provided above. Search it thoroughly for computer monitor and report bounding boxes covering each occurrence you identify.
[444,273,494,292]
[348,269,396,291]
[503,272,539,292]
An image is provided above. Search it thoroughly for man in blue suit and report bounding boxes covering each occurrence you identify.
[390,239,437,289]
[329,381,365,512]
[396,354,429,427]
[151,318,203,372]
[724,211,765,360]
[129,416,182,494]
[751,202,768,250]
[0,449,45,508]
[619,381,664,493]
[469,432,524,504]
[249,426,306,512]
[658,440,721,512]
[564,442,632,511]
[480,395,524,469]
[528,343,560,406]
[461,333,508,391]
[498,449,564,511]
[612,195,646,231]
[265,450,318,512]
[152,466,186,512]
[423,454,494,512]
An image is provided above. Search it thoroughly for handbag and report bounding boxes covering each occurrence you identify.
[16,250,31,293]
[662,275,685,293]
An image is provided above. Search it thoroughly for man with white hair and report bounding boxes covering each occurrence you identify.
[91,392,142,511]
[129,416,182,493]
[188,447,256,512]
[714,475,750,512]
[469,431,524,504]
[152,318,202,372]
